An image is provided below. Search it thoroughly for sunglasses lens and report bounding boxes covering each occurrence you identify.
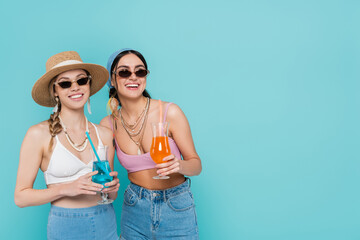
[135,69,148,77]
[117,70,132,78]
[58,81,72,88]
[77,77,89,86]
[57,77,89,89]
[116,69,148,78]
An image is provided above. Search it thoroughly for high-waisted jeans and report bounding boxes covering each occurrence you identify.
[47,203,118,240]
[120,178,199,240]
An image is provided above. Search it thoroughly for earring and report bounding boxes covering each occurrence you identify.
[107,96,118,115]
[87,98,92,114]
[53,97,59,113]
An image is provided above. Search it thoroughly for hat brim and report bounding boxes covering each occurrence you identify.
[32,63,109,107]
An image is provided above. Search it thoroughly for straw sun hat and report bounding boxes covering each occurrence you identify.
[31,51,109,107]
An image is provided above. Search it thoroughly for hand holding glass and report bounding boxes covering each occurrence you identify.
[150,122,171,179]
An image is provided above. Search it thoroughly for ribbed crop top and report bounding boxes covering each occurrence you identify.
[44,123,104,185]
[111,102,182,173]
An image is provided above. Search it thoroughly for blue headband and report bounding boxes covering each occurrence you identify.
[106,48,134,88]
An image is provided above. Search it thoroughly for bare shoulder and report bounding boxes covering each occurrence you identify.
[166,103,186,120]
[25,121,51,141]
[100,115,112,129]
[93,122,113,140]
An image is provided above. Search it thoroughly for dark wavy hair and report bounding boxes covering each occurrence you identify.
[109,50,151,107]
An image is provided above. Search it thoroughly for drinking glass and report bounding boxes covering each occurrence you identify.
[150,122,171,179]
[91,145,114,204]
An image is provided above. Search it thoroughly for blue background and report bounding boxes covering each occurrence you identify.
[1,0,359,239]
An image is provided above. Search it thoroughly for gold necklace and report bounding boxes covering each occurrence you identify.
[119,99,150,155]
[121,97,149,130]
[58,115,89,152]
[119,97,149,137]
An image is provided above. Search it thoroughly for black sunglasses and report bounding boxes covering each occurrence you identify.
[113,69,149,78]
[55,76,91,89]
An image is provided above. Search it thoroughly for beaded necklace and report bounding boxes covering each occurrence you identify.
[58,115,89,152]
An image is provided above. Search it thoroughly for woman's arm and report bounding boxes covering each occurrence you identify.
[14,124,103,208]
[156,104,202,177]
[15,125,63,207]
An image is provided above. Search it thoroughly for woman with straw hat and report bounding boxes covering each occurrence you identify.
[15,51,119,239]
[100,49,202,239]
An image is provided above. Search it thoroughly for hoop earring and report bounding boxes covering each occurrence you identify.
[53,97,59,113]
[87,98,92,114]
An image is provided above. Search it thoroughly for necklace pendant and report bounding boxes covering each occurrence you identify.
[137,148,141,155]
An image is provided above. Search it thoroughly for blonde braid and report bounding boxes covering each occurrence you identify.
[48,97,63,150]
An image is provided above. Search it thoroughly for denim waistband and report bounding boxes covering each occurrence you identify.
[129,178,191,201]
[50,203,114,217]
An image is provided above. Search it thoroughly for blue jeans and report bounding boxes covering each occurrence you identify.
[48,204,118,240]
[120,178,199,240]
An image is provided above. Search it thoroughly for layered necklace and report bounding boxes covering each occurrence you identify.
[119,97,150,155]
[58,115,89,152]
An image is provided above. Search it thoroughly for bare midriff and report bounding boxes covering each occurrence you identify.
[128,169,186,190]
[48,183,102,208]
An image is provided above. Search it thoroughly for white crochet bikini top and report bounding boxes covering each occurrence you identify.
[44,123,103,185]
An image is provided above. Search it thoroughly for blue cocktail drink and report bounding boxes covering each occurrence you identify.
[87,143,114,205]
[92,160,113,188]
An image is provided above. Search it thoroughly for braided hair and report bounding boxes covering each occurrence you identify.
[48,92,63,150]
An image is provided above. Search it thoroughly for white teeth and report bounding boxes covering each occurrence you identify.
[70,94,82,99]
[126,84,139,88]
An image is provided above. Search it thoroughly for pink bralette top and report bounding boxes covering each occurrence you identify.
[110,102,182,173]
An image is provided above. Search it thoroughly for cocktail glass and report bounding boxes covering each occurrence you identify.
[91,145,114,204]
[150,122,171,179]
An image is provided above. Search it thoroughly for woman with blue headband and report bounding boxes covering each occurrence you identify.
[100,49,202,239]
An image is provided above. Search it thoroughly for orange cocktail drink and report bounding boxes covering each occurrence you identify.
[150,121,171,179]
[150,136,171,164]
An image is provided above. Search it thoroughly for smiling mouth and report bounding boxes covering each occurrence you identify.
[69,94,84,99]
[125,84,139,89]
